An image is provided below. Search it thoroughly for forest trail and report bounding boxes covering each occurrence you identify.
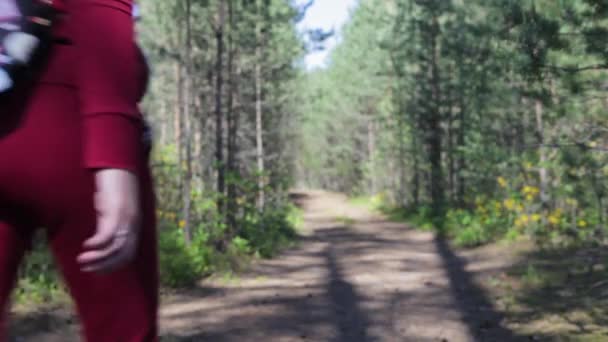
[11,190,526,342]
[159,190,522,342]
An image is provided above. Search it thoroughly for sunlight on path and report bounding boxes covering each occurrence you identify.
[160,191,477,341]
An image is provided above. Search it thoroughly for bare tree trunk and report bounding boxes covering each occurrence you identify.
[226,0,238,235]
[367,117,376,195]
[446,82,455,204]
[535,99,549,209]
[194,120,202,178]
[428,14,444,218]
[160,100,168,147]
[457,95,466,207]
[412,127,420,207]
[182,0,193,244]
[255,2,265,210]
[174,62,183,164]
[398,106,407,207]
[214,2,226,214]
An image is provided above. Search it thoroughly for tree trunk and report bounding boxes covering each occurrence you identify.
[446,77,455,204]
[457,92,466,207]
[214,2,226,214]
[160,100,168,147]
[535,99,550,209]
[182,0,193,244]
[398,102,407,207]
[367,117,376,195]
[412,126,420,207]
[428,14,444,218]
[174,62,183,166]
[226,0,238,235]
[255,2,265,211]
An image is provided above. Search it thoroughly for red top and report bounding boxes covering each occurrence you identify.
[40,0,145,173]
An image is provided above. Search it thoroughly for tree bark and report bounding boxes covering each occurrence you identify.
[226,0,238,234]
[446,75,455,204]
[255,0,265,210]
[174,62,183,165]
[367,117,376,195]
[182,0,193,244]
[457,91,466,207]
[214,1,226,214]
[535,99,550,209]
[428,13,444,218]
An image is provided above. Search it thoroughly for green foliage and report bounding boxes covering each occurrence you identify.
[14,236,63,305]
[156,196,300,287]
[158,227,212,288]
[239,204,298,258]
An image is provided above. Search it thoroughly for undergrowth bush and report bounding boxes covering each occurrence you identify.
[367,162,603,249]
[158,227,213,288]
[15,235,63,305]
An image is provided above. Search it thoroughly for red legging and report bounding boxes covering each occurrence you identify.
[0,83,158,341]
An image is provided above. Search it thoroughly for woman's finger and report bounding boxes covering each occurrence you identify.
[83,213,116,249]
[82,235,135,273]
[78,234,123,265]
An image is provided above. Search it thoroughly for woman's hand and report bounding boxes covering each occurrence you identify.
[77,169,141,273]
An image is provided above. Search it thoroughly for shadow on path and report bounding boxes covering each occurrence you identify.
[323,239,373,342]
[10,191,543,341]
[434,235,530,341]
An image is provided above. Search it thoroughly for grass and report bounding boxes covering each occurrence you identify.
[485,246,608,341]
[348,196,375,207]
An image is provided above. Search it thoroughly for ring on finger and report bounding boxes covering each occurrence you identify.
[115,228,131,238]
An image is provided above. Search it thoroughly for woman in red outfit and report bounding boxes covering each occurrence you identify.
[0,0,158,341]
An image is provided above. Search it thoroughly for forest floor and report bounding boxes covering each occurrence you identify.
[8,190,608,341]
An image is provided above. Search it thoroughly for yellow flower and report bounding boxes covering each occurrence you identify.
[516,204,524,212]
[497,177,508,188]
[522,185,540,196]
[548,209,563,225]
[503,199,516,210]
[526,194,535,202]
[524,162,533,170]
[566,198,578,207]
[515,215,530,228]
[494,201,502,211]
[531,214,542,222]
[578,220,587,228]
[179,220,186,229]
[548,215,559,225]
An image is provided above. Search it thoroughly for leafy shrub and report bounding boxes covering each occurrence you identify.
[239,204,298,258]
[453,222,488,247]
[14,234,64,304]
[158,226,212,288]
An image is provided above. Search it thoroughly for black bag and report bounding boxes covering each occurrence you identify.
[0,0,62,101]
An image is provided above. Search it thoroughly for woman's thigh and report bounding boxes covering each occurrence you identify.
[0,83,158,341]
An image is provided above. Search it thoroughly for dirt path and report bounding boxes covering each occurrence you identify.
[159,191,524,342]
[11,190,530,341]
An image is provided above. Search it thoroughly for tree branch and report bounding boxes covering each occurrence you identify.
[542,63,608,73]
